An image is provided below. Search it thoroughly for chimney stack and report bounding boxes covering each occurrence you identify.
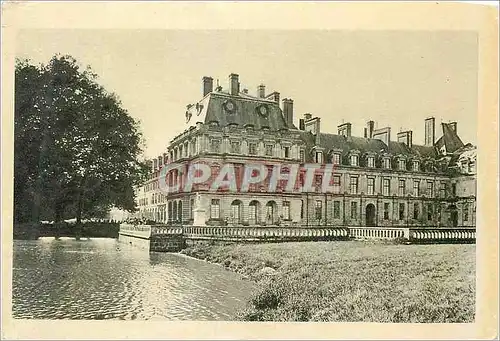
[366,120,375,138]
[424,117,435,146]
[242,88,248,94]
[267,91,280,103]
[304,113,312,121]
[338,122,352,138]
[229,73,240,96]
[397,130,413,149]
[282,98,294,127]
[202,76,213,96]
[449,121,457,133]
[257,84,266,98]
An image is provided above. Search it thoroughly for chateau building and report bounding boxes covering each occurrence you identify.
[135,74,476,229]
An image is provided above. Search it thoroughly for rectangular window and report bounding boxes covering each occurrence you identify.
[398,160,405,170]
[333,175,341,194]
[413,161,419,172]
[383,158,391,169]
[190,199,194,219]
[367,156,375,168]
[440,182,446,198]
[210,139,221,153]
[452,183,457,196]
[427,181,434,197]
[332,153,340,165]
[333,201,340,219]
[315,174,322,191]
[384,203,390,220]
[230,141,241,154]
[248,143,257,155]
[383,178,390,196]
[300,200,304,219]
[265,144,273,156]
[427,203,433,221]
[399,203,405,220]
[350,155,358,166]
[299,149,305,163]
[283,201,291,220]
[367,178,375,195]
[284,146,290,158]
[315,151,323,163]
[210,199,220,219]
[413,180,420,197]
[413,203,419,219]
[463,203,469,221]
[398,179,406,196]
[350,176,358,194]
[315,200,322,220]
[350,202,358,219]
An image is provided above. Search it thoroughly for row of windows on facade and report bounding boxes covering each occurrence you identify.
[207,199,472,222]
[144,174,454,199]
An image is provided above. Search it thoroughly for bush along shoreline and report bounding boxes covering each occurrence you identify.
[180,241,475,323]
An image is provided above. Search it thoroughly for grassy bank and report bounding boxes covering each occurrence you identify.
[180,241,475,322]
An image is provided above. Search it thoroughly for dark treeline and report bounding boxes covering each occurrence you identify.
[14,55,150,225]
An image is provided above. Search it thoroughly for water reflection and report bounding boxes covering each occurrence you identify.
[13,239,255,320]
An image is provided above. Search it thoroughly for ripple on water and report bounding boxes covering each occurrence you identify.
[13,240,256,320]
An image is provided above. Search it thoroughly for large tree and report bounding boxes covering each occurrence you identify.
[14,55,149,224]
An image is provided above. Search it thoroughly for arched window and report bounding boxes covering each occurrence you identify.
[231,200,243,224]
[249,200,261,225]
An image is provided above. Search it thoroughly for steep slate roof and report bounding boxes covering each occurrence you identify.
[300,131,438,159]
[435,123,464,154]
[202,91,292,131]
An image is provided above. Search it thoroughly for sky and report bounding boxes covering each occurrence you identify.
[16,29,478,159]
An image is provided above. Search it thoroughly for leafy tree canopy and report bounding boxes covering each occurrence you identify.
[14,55,150,224]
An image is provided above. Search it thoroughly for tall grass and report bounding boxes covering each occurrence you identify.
[181,241,475,322]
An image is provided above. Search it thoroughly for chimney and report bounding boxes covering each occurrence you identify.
[373,127,391,146]
[424,117,435,146]
[202,76,213,96]
[299,119,305,130]
[267,91,280,103]
[304,113,312,121]
[397,130,413,148]
[366,120,375,138]
[338,122,352,138]
[242,88,248,94]
[229,73,239,96]
[282,98,294,127]
[257,84,266,98]
[449,121,457,133]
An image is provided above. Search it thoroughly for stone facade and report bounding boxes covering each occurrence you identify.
[135,73,476,229]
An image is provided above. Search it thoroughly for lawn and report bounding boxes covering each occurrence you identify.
[180,241,475,322]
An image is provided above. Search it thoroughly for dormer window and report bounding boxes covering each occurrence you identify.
[265,144,273,156]
[398,159,406,171]
[332,153,341,165]
[315,151,323,163]
[230,141,241,154]
[412,161,420,172]
[383,158,391,169]
[367,156,375,168]
[350,155,359,166]
[210,138,221,153]
[299,149,305,163]
[282,146,289,158]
